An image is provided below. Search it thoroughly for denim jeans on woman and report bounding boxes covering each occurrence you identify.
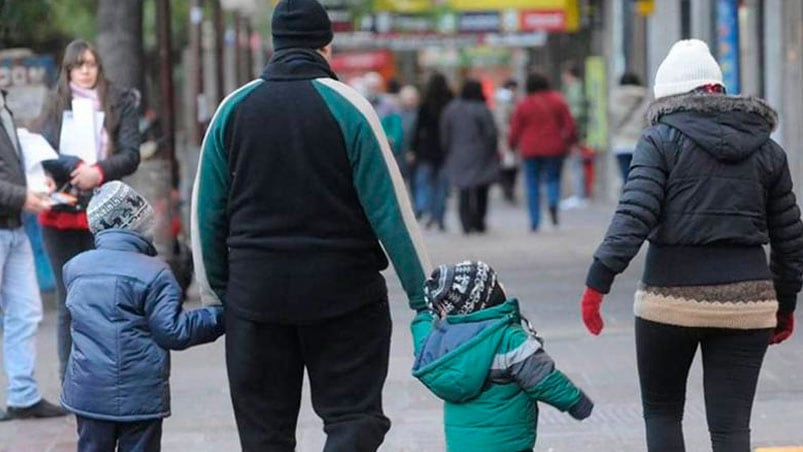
[636,317,771,452]
[414,163,448,227]
[522,157,565,230]
[0,228,44,408]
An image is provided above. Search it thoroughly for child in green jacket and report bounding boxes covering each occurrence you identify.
[411,261,593,452]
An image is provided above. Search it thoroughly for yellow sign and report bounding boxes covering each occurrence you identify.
[448,0,571,10]
[372,0,432,13]
[635,0,655,15]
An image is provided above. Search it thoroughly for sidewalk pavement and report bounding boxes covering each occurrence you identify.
[1,189,802,451]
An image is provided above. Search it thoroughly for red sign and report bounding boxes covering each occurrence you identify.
[331,50,394,72]
[520,10,566,32]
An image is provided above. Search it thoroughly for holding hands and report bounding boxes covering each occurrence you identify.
[70,164,103,190]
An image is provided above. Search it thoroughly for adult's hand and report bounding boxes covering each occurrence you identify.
[770,312,795,345]
[70,164,103,190]
[23,192,52,214]
[581,287,604,335]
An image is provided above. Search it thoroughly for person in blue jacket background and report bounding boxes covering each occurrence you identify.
[61,181,224,452]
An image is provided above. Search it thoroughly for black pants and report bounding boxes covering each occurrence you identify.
[636,318,771,452]
[41,226,95,381]
[458,184,489,234]
[499,167,518,203]
[226,300,392,452]
[76,416,162,452]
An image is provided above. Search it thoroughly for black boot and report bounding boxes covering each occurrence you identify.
[549,206,558,226]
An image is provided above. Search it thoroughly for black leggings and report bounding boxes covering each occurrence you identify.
[636,318,771,452]
[458,184,489,234]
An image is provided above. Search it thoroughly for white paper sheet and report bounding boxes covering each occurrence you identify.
[15,128,59,194]
[58,100,104,165]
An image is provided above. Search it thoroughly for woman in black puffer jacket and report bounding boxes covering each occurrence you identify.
[580,39,803,452]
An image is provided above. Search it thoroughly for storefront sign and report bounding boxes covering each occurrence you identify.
[520,10,566,31]
[458,12,501,33]
[0,54,56,124]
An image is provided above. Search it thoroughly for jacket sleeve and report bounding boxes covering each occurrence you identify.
[556,95,578,147]
[144,269,224,350]
[482,106,499,154]
[586,129,669,293]
[767,144,803,313]
[0,179,26,212]
[96,89,141,181]
[410,310,435,356]
[313,79,431,311]
[500,328,593,419]
[508,103,522,151]
[439,105,452,156]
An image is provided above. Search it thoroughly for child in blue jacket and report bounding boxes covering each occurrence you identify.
[61,181,224,451]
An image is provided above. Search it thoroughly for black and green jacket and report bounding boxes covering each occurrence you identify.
[411,300,593,452]
[191,49,430,322]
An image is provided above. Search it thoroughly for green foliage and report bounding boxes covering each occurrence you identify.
[0,0,96,51]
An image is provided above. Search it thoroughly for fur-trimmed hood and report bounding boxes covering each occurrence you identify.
[647,94,778,162]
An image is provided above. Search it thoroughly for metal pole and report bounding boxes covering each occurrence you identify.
[212,0,225,102]
[189,0,205,145]
[233,12,243,85]
[157,0,177,185]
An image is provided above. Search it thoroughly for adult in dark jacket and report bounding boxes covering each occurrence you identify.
[509,72,577,231]
[37,39,141,381]
[580,39,803,452]
[411,72,453,230]
[0,90,66,421]
[191,2,430,450]
[441,79,499,234]
[62,181,223,450]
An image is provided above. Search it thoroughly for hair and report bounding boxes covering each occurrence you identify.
[421,72,453,116]
[563,62,583,79]
[48,40,118,149]
[526,72,551,94]
[620,72,643,86]
[460,78,485,102]
[386,78,401,95]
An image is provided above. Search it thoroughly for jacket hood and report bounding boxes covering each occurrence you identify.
[412,299,520,403]
[95,229,157,256]
[647,94,777,162]
[261,48,337,82]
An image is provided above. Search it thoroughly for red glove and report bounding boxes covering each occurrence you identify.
[770,312,795,345]
[581,287,604,335]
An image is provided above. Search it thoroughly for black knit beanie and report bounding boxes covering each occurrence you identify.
[424,261,507,317]
[271,0,333,51]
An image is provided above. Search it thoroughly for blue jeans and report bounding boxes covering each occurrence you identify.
[414,163,448,225]
[523,157,565,229]
[0,228,43,408]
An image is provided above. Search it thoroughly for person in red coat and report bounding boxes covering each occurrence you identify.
[509,72,577,231]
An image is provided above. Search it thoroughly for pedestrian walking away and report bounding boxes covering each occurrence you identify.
[411,72,453,231]
[509,72,577,231]
[441,79,499,234]
[560,64,590,209]
[494,79,521,204]
[191,1,431,451]
[61,181,224,451]
[411,261,593,452]
[37,39,141,381]
[580,39,803,452]
[0,89,66,421]
[609,72,648,183]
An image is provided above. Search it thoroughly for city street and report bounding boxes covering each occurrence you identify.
[2,191,802,451]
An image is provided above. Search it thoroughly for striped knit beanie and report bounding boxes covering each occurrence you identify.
[424,261,506,317]
[87,181,154,237]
